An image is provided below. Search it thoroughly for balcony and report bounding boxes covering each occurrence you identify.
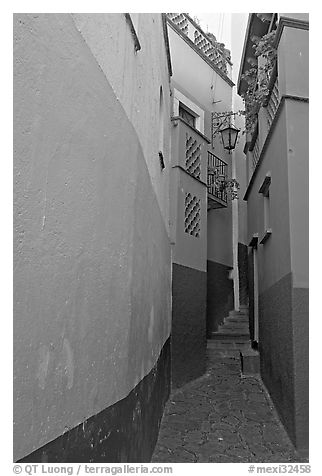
[207,151,228,209]
[247,67,280,179]
[265,68,280,129]
[166,13,232,80]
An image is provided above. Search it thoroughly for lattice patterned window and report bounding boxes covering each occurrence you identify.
[185,134,201,179]
[167,13,188,35]
[184,193,201,238]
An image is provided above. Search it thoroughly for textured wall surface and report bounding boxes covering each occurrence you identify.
[242,17,309,455]
[207,260,234,335]
[246,105,291,294]
[259,273,308,453]
[170,120,208,273]
[72,13,172,228]
[171,263,207,389]
[278,23,309,99]
[247,250,255,341]
[291,287,309,452]
[14,13,171,461]
[168,20,233,273]
[168,25,232,140]
[19,338,171,463]
[238,243,249,306]
[286,99,309,289]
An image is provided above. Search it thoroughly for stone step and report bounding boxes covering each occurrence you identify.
[219,322,249,329]
[207,349,241,358]
[215,326,250,334]
[224,315,249,323]
[218,327,249,335]
[210,332,250,341]
[216,327,249,336]
[207,340,251,350]
[240,348,260,375]
[229,310,249,317]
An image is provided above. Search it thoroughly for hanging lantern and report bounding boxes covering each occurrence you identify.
[220,124,240,151]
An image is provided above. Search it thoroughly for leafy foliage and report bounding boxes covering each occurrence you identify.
[240,30,277,134]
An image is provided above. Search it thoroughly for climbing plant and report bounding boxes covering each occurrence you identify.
[223,178,240,200]
[240,29,277,134]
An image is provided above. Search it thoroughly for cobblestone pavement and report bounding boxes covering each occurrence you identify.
[152,351,308,463]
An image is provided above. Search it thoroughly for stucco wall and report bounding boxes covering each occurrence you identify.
[170,120,208,272]
[72,13,172,229]
[278,24,309,100]
[171,264,207,388]
[14,13,171,461]
[167,22,234,271]
[168,25,233,138]
[286,100,309,289]
[207,205,233,267]
[243,17,309,453]
[246,106,291,294]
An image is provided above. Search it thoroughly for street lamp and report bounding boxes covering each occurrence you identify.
[219,124,240,151]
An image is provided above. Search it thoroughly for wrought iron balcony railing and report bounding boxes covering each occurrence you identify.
[252,134,260,170]
[248,67,280,179]
[207,151,228,208]
[265,75,280,128]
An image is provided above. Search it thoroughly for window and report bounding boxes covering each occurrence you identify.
[173,89,204,133]
[179,103,197,128]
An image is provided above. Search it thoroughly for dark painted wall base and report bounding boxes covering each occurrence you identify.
[248,250,255,342]
[207,259,234,336]
[18,338,171,463]
[238,242,249,306]
[172,263,207,389]
[259,273,309,454]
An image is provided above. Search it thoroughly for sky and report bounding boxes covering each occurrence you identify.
[189,12,233,49]
[191,13,248,82]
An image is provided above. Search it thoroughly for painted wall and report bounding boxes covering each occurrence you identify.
[246,106,291,293]
[171,264,207,387]
[278,24,309,100]
[169,117,208,386]
[167,18,235,341]
[167,21,234,270]
[244,19,309,452]
[170,120,208,272]
[72,13,172,229]
[14,13,171,461]
[286,99,309,288]
[168,24,233,139]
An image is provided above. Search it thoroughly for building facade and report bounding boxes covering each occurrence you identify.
[14,13,173,462]
[166,13,239,388]
[238,13,309,455]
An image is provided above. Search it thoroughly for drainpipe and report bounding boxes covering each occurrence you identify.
[231,148,240,311]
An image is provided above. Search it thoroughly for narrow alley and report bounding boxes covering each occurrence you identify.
[152,342,307,464]
[13,12,309,464]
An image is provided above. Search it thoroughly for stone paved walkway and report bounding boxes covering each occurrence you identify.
[152,350,307,463]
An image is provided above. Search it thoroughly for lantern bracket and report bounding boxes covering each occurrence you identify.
[211,111,242,150]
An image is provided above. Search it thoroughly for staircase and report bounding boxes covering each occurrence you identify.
[207,305,260,374]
